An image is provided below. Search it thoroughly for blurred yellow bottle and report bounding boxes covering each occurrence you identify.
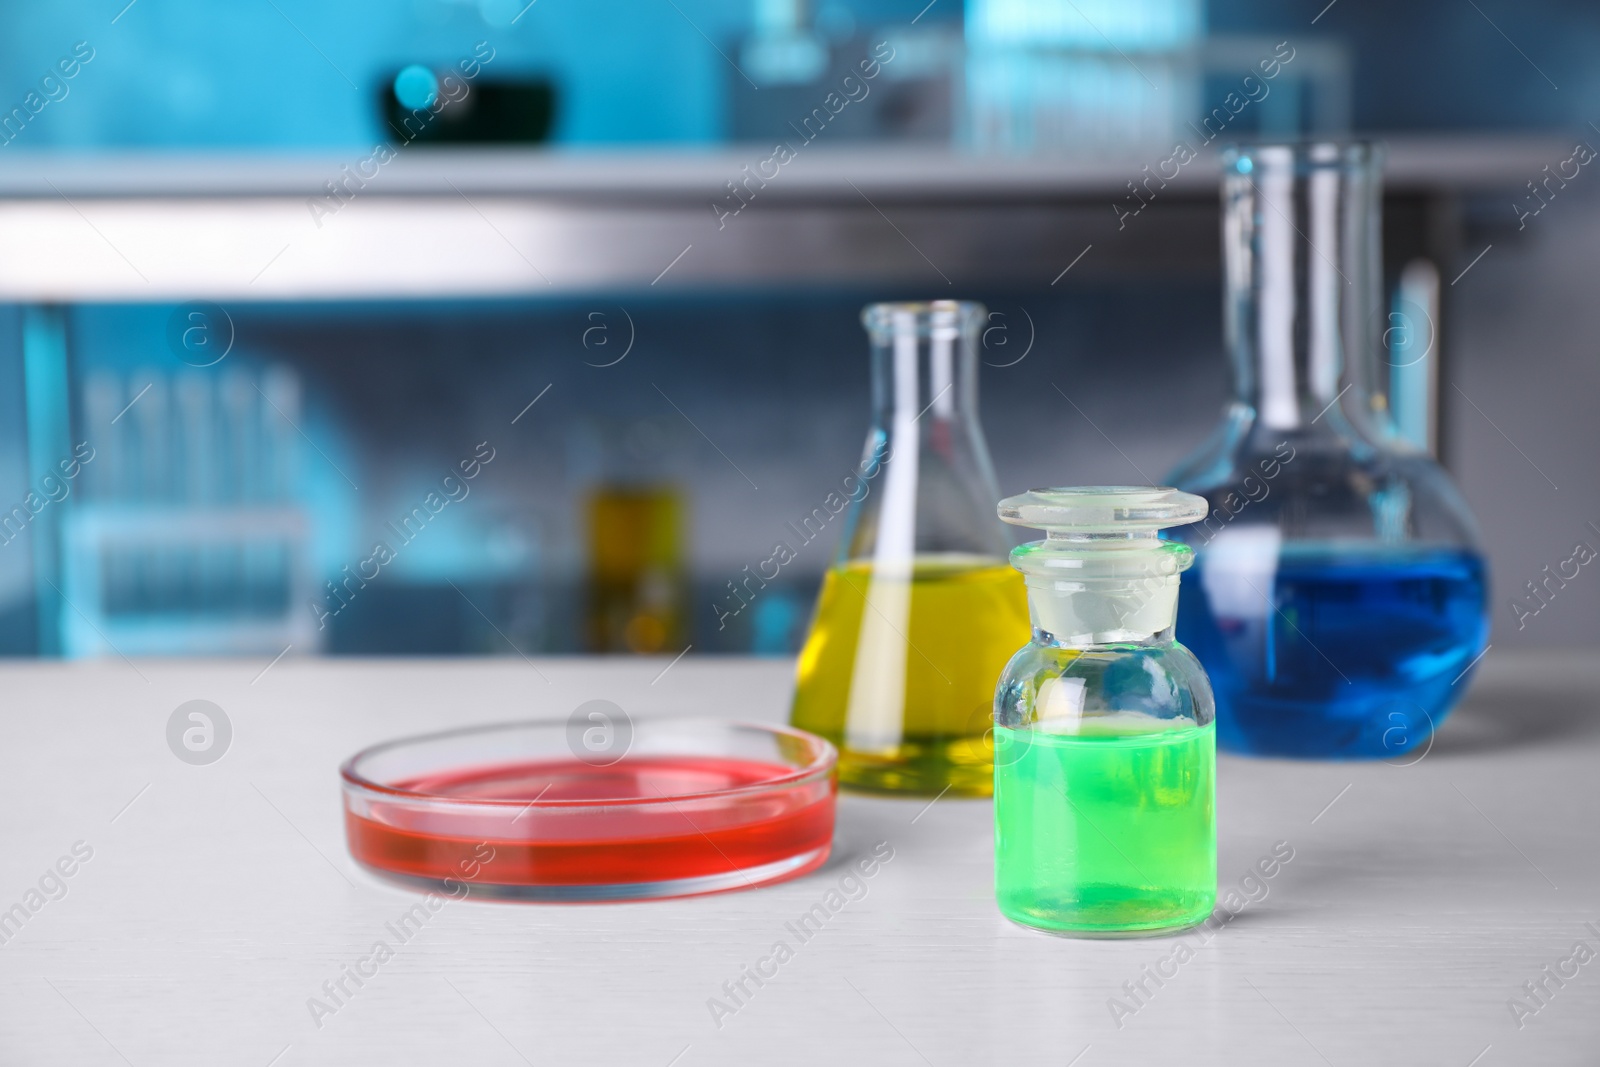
[585,485,686,654]
[791,553,1029,795]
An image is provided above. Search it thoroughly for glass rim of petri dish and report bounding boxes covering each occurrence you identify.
[340,717,837,808]
[340,717,839,902]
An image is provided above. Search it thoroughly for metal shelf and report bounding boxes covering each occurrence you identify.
[0,136,1557,302]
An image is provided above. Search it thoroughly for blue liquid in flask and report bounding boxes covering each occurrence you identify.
[1176,544,1488,758]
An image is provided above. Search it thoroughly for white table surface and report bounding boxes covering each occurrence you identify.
[0,652,1595,1066]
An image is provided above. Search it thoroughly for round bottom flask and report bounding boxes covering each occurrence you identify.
[1169,142,1489,758]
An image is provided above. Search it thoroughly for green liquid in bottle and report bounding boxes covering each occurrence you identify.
[994,717,1216,937]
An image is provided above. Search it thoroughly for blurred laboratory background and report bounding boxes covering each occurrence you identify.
[0,0,1592,658]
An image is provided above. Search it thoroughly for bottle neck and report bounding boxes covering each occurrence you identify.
[1225,143,1387,433]
[1012,535,1191,648]
[1025,577,1181,648]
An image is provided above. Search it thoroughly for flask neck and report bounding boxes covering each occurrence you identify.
[1224,143,1388,434]
[847,301,1008,566]
[866,302,982,432]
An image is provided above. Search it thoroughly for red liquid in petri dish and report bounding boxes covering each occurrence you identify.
[346,755,835,893]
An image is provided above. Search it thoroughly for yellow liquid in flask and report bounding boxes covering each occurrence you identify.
[790,554,1030,796]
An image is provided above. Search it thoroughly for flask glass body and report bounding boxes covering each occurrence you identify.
[1168,143,1490,759]
[790,301,1029,796]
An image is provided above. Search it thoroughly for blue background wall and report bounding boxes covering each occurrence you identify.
[0,0,932,148]
[0,0,1594,150]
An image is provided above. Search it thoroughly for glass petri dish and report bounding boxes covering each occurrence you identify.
[340,718,837,902]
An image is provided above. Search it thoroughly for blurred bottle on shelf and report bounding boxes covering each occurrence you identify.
[584,485,687,654]
[960,0,1351,156]
[579,417,689,655]
[740,0,829,86]
[729,0,957,143]
[378,63,556,144]
[962,0,1204,155]
[62,365,316,657]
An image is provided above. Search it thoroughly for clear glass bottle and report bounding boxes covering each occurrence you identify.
[1168,142,1489,759]
[790,301,1030,795]
[993,487,1215,937]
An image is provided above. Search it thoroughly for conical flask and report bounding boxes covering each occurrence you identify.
[1168,142,1489,758]
[790,301,1030,795]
